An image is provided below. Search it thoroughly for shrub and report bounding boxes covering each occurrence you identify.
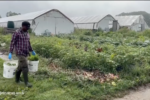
[97,28,103,32]
[2,30,150,75]
[94,32,102,36]
[126,31,137,37]
[143,29,150,37]
[0,27,4,34]
[84,31,93,36]
[118,27,130,33]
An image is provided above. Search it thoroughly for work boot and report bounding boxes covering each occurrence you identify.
[23,71,32,88]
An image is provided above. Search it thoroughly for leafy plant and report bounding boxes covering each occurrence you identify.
[84,31,93,36]
[2,29,150,100]
[28,55,39,61]
[6,62,16,66]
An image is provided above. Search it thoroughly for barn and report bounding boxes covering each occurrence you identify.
[115,15,149,31]
[70,14,119,32]
[0,9,74,35]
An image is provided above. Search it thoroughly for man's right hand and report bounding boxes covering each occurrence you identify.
[8,53,12,60]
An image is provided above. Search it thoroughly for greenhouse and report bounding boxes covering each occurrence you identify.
[0,9,74,35]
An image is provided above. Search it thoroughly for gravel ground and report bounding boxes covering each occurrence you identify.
[114,84,150,100]
[0,53,9,61]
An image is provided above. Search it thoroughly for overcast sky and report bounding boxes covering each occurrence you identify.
[0,1,150,18]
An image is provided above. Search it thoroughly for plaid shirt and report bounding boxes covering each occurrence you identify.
[9,29,33,57]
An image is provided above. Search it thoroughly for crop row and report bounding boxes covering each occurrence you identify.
[30,36,150,73]
[1,30,150,74]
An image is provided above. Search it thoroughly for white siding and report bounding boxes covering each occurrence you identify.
[97,15,115,31]
[130,16,149,31]
[115,15,140,26]
[14,20,32,28]
[0,22,7,27]
[0,20,33,28]
[130,23,141,32]
[116,15,149,31]
[71,14,116,30]
[74,23,97,30]
[0,9,74,35]
[33,11,74,35]
[130,17,141,31]
[145,22,149,29]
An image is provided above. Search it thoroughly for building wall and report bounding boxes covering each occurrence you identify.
[0,11,74,35]
[97,15,115,31]
[0,22,7,27]
[14,20,32,28]
[73,15,116,31]
[0,20,32,28]
[145,22,149,29]
[74,23,97,30]
[130,23,141,32]
[130,16,149,31]
[32,11,74,35]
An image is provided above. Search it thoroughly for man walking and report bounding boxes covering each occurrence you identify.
[8,21,36,88]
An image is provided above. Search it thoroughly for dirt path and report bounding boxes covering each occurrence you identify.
[0,52,17,61]
[114,84,150,100]
[0,53,150,100]
[0,53,9,61]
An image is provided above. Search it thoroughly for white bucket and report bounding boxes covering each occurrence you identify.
[28,61,39,72]
[3,60,18,78]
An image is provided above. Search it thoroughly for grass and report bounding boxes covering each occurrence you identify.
[1,28,150,100]
[0,58,88,100]
[0,57,128,100]
[0,56,143,100]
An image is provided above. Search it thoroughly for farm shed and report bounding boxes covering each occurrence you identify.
[115,15,149,32]
[70,14,119,32]
[0,9,74,35]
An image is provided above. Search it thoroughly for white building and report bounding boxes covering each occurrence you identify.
[0,9,74,35]
[71,14,119,32]
[115,15,149,32]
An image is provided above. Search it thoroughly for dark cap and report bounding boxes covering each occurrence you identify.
[22,21,30,28]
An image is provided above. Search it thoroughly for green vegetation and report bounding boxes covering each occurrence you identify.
[6,62,16,66]
[28,55,39,61]
[6,11,21,17]
[0,27,4,34]
[1,29,150,99]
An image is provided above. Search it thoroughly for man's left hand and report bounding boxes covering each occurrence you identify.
[32,51,36,55]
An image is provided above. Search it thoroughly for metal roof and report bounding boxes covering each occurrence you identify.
[115,15,141,26]
[74,23,96,29]
[71,14,114,24]
[0,9,74,23]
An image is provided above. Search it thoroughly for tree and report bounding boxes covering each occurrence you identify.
[6,11,21,17]
[0,15,1,18]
